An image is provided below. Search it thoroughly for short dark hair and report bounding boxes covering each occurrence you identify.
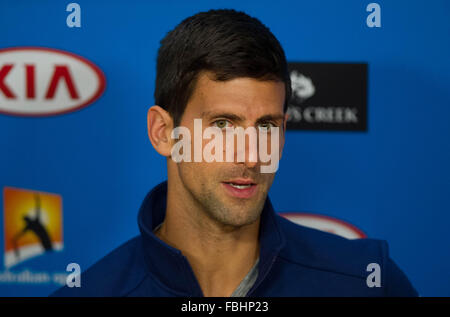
[154,9,291,127]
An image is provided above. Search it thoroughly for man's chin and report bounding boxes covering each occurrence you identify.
[215,215,260,229]
[211,203,263,228]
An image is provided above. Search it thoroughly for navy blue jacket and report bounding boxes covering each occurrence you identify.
[52,181,418,297]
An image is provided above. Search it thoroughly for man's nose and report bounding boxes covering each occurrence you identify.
[235,133,258,169]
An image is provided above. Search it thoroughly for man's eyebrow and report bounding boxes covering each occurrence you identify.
[255,114,285,124]
[201,111,244,122]
[201,111,285,124]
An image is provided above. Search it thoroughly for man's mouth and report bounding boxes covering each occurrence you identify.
[227,183,253,189]
[222,179,258,198]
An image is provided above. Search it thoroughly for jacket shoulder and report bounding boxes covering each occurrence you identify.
[276,215,418,296]
[50,236,148,297]
[277,215,384,278]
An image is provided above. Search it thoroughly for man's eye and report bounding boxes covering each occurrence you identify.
[213,120,232,129]
[258,122,275,131]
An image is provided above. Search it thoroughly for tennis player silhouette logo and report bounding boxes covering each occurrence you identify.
[12,194,53,259]
[3,186,63,268]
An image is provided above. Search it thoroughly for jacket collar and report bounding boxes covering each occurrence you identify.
[138,181,286,296]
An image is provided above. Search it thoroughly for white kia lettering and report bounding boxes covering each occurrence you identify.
[0,47,105,116]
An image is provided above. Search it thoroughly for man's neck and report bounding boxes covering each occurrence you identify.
[154,181,261,297]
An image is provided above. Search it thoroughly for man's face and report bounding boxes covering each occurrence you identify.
[172,71,286,228]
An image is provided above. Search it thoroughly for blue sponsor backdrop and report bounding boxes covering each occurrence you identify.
[0,0,449,296]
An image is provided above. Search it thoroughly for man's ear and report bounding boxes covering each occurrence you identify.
[147,105,173,157]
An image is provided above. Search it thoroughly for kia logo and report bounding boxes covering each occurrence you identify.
[0,47,106,116]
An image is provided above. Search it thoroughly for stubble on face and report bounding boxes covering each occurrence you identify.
[176,161,275,229]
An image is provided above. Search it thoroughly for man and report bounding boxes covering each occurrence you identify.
[52,9,418,297]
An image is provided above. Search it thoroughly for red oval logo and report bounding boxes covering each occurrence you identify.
[279,212,367,239]
[0,47,106,116]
